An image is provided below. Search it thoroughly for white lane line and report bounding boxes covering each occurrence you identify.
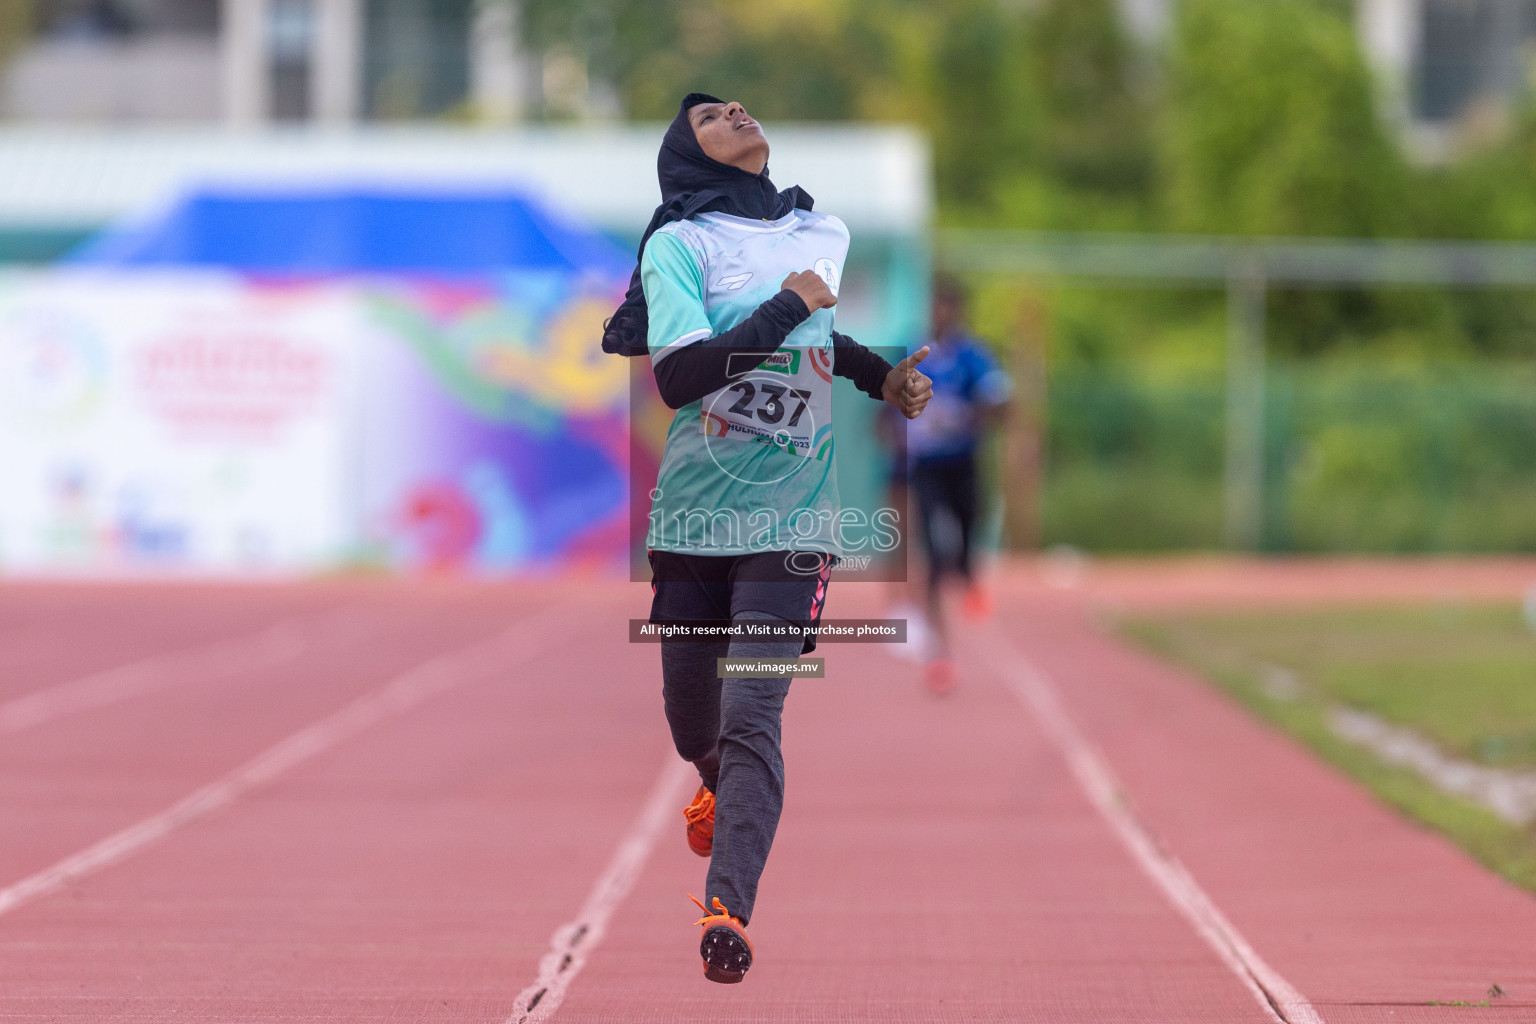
[984,627,1325,1024]
[0,603,571,921]
[505,756,694,1024]
[0,603,379,734]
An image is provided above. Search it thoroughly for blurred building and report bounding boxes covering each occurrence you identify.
[8,0,1536,142]
[4,0,221,122]
[1358,0,1536,155]
[2,0,531,124]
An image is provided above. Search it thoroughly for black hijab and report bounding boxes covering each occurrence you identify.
[601,92,814,356]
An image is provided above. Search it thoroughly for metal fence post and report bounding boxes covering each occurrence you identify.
[1223,262,1266,550]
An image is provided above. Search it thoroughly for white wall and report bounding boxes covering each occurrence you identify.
[0,125,931,236]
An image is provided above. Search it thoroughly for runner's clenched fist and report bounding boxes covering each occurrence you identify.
[882,345,932,419]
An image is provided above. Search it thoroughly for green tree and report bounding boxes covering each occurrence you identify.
[0,0,31,70]
[979,0,1152,230]
[1157,0,1410,237]
[1153,0,1466,357]
[518,0,1149,229]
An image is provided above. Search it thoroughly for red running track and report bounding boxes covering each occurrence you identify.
[0,566,1531,1022]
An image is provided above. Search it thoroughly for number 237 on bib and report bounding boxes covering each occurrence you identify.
[700,347,834,461]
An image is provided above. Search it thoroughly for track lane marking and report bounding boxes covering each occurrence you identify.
[0,602,572,920]
[0,602,378,734]
[505,756,694,1023]
[984,626,1325,1024]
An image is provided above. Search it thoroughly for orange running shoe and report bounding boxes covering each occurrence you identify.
[962,583,994,621]
[688,894,753,984]
[924,657,957,695]
[683,784,715,857]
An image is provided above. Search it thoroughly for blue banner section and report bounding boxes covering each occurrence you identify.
[69,186,633,278]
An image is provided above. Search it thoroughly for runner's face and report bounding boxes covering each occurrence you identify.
[689,101,769,175]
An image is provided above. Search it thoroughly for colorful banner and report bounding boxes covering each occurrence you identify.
[0,268,631,576]
[353,271,629,573]
[0,271,358,573]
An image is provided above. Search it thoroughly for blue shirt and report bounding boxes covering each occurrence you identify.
[906,332,1011,462]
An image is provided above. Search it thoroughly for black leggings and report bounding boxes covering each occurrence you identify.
[661,610,801,926]
[911,454,979,598]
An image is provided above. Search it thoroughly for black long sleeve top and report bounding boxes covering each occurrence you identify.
[650,289,895,410]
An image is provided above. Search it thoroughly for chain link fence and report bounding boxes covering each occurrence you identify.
[942,231,1536,553]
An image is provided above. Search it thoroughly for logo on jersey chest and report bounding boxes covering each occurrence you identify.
[813,258,840,295]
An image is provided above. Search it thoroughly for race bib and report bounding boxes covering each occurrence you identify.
[701,346,834,463]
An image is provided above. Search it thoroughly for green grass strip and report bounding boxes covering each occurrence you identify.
[1119,602,1536,895]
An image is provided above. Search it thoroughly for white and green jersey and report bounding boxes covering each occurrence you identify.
[642,209,850,557]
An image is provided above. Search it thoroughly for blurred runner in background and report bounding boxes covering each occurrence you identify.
[907,275,1012,694]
